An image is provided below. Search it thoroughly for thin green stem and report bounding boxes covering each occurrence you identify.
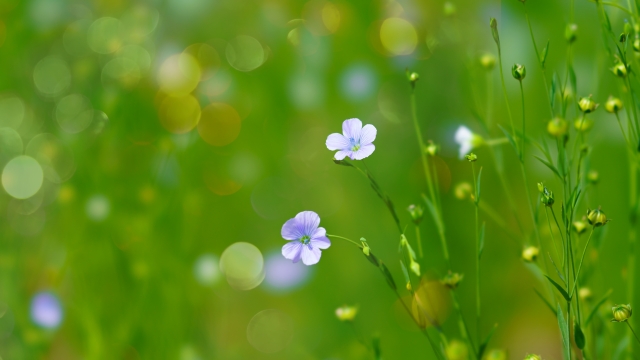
[411,88,438,210]
[625,75,640,142]
[627,322,640,345]
[327,234,363,248]
[551,207,567,267]
[615,112,633,149]
[544,207,562,265]
[523,3,553,117]
[472,162,481,342]
[415,226,423,259]
[519,80,525,162]
[570,228,595,297]
[628,157,638,357]
[496,40,518,150]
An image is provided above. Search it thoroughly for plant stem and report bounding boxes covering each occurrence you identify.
[410,88,438,212]
[415,226,423,259]
[628,156,638,357]
[495,36,518,150]
[544,208,563,265]
[627,322,640,345]
[570,228,595,297]
[523,2,554,117]
[472,161,481,341]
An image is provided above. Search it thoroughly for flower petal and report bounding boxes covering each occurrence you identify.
[282,241,303,263]
[458,143,471,160]
[334,150,351,160]
[454,126,472,145]
[301,244,322,265]
[342,118,363,140]
[359,124,377,145]
[294,211,320,236]
[326,133,349,151]
[311,227,331,249]
[352,144,375,160]
[281,217,303,240]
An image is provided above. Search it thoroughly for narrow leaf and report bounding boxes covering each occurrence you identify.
[422,194,445,237]
[534,155,563,180]
[540,39,550,68]
[585,289,613,326]
[364,251,380,267]
[478,323,498,359]
[545,275,571,301]
[379,262,396,290]
[547,253,566,284]
[533,288,556,315]
[575,322,586,350]
[550,73,558,110]
[557,304,571,360]
[478,222,486,259]
[498,124,519,157]
[399,260,411,287]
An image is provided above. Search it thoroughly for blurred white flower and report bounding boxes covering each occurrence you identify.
[454,126,483,159]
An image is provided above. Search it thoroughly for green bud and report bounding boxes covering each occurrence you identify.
[612,62,629,77]
[490,18,500,48]
[587,207,609,227]
[565,23,578,43]
[454,182,473,200]
[573,219,588,235]
[578,96,598,113]
[511,63,526,80]
[407,204,424,225]
[484,349,508,360]
[425,140,439,156]
[605,96,623,113]
[441,271,464,289]
[524,355,541,360]
[579,287,593,301]
[522,246,539,262]
[538,183,554,207]
[612,304,632,322]
[465,153,478,162]
[634,38,640,52]
[335,305,358,321]
[620,33,628,43]
[546,117,568,137]
[409,259,421,277]
[625,22,633,36]
[446,340,468,360]
[587,170,599,184]
[406,69,419,88]
[574,117,594,132]
[480,53,496,71]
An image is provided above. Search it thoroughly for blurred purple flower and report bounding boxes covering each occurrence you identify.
[30,291,62,329]
[281,211,331,265]
[326,118,376,160]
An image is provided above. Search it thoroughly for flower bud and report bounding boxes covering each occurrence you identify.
[480,53,496,71]
[465,153,478,162]
[407,204,424,225]
[444,2,456,16]
[634,38,640,52]
[578,96,599,113]
[587,207,609,227]
[335,305,358,321]
[587,170,599,184]
[522,246,539,262]
[565,23,578,43]
[605,96,623,113]
[454,182,473,200]
[538,183,554,207]
[573,219,588,235]
[547,117,568,137]
[524,355,541,360]
[612,62,629,78]
[579,287,593,301]
[410,259,421,276]
[441,271,464,289]
[446,340,468,360]
[574,117,594,132]
[620,33,628,43]
[512,63,526,81]
[485,349,508,360]
[612,304,633,322]
[406,70,419,89]
[425,140,439,156]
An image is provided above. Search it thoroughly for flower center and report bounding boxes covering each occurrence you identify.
[299,235,311,245]
[349,137,360,151]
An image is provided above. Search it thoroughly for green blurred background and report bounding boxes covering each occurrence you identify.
[0,0,636,358]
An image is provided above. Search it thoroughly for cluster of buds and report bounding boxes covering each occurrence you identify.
[578,96,599,113]
[335,305,358,321]
[512,63,526,81]
[407,204,424,225]
[587,207,609,227]
[537,183,554,207]
[605,96,623,114]
[522,246,539,262]
[441,271,464,289]
[547,117,568,138]
[612,304,633,322]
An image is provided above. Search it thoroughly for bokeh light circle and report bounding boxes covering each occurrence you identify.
[63,19,91,56]
[121,5,160,42]
[184,43,221,80]
[30,292,62,329]
[55,94,94,133]
[0,96,25,129]
[340,64,377,101]
[302,0,341,35]
[25,133,75,183]
[33,56,71,96]
[0,303,15,338]
[379,18,418,56]
[197,103,241,146]
[0,128,23,168]
[102,57,141,88]
[86,194,110,222]
[87,17,124,54]
[2,156,43,199]
[159,94,201,134]
[193,254,221,286]
[158,53,201,96]
[226,36,265,72]
[263,252,311,292]
[219,242,265,291]
[246,309,294,353]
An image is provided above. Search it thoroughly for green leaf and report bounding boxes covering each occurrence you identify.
[364,250,379,267]
[333,159,354,167]
[478,222,486,259]
[585,289,613,326]
[540,39,550,68]
[476,167,483,204]
[533,288,556,315]
[534,155,563,180]
[569,64,577,95]
[422,194,445,237]
[498,124,519,157]
[557,304,571,360]
[372,334,382,360]
[547,253,566,285]
[545,275,571,301]
[478,323,498,359]
[603,8,613,32]
[399,260,411,287]
[379,262,397,291]
[550,73,558,110]
[575,322,586,350]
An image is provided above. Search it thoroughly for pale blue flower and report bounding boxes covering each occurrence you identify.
[281,211,331,265]
[326,118,377,160]
[30,291,62,329]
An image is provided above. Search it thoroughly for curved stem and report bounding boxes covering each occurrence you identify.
[627,322,640,345]
[327,234,363,248]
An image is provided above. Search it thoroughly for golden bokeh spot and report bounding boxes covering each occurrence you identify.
[184,43,221,80]
[380,17,418,56]
[321,2,341,33]
[158,53,201,96]
[158,94,201,134]
[197,103,241,146]
[411,278,451,328]
[303,0,340,35]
